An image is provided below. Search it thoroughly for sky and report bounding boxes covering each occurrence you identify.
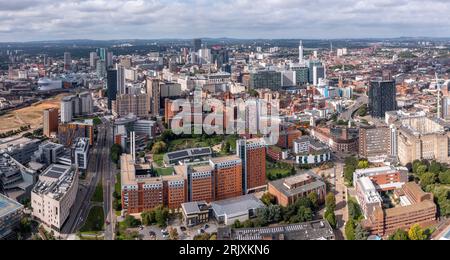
[1,0,450,42]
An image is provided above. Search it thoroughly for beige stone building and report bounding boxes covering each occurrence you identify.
[31,164,78,231]
[397,116,450,165]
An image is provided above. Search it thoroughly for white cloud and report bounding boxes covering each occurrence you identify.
[0,0,450,41]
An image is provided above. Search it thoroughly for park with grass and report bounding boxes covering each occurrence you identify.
[80,206,105,234]
[266,160,296,181]
[91,182,104,203]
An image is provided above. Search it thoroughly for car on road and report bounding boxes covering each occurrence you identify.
[204,224,209,229]
[180,226,187,232]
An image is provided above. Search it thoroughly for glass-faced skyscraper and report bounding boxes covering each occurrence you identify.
[369,78,397,118]
[107,69,118,110]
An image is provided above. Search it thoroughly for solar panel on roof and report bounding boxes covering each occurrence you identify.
[51,167,67,173]
[167,151,189,160]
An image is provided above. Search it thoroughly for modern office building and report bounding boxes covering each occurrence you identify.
[32,142,65,166]
[63,52,71,71]
[58,122,94,147]
[268,171,326,207]
[31,164,78,231]
[60,93,93,123]
[368,77,397,118]
[249,70,282,90]
[72,138,90,171]
[112,94,149,118]
[359,126,391,159]
[307,60,326,85]
[60,97,73,124]
[146,78,161,116]
[237,139,267,194]
[43,108,59,138]
[290,65,309,85]
[0,193,24,239]
[193,38,202,52]
[0,137,41,165]
[89,52,98,68]
[293,136,331,165]
[0,152,36,200]
[116,64,126,95]
[96,60,106,78]
[107,69,118,110]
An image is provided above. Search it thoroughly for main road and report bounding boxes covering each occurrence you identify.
[102,119,116,240]
[339,94,368,121]
[61,123,108,235]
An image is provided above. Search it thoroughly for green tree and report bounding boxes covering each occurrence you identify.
[357,160,369,169]
[124,215,141,228]
[151,141,167,154]
[416,165,428,176]
[141,210,156,226]
[420,172,437,189]
[438,171,450,184]
[345,219,356,240]
[232,220,242,229]
[221,142,231,154]
[261,193,276,206]
[348,199,363,221]
[307,192,319,209]
[412,160,424,174]
[325,192,336,212]
[429,161,443,174]
[408,224,428,241]
[297,206,313,222]
[324,210,337,229]
[154,206,169,227]
[354,222,369,240]
[389,229,409,240]
[242,220,254,228]
[344,157,358,184]
[110,144,123,164]
[433,187,450,217]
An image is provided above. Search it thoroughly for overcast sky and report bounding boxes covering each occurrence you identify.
[1,0,450,42]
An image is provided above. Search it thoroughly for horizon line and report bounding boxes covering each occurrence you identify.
[1,36,450,44]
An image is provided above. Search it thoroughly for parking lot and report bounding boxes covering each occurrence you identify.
[137,217,219,240]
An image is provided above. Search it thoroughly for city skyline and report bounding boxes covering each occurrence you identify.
[2,0,450,42]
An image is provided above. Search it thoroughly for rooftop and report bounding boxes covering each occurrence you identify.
[73,138,89,152]
[209,155,241,165]
[181,201,209,215]
[0,193,23,219]
[270,171,326,197]
[358,177,382,204]
[32,164,76,201]
[226,220,335,240]
[0,137,39,151]
[211,194,265,218]
[165,147,212,161]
